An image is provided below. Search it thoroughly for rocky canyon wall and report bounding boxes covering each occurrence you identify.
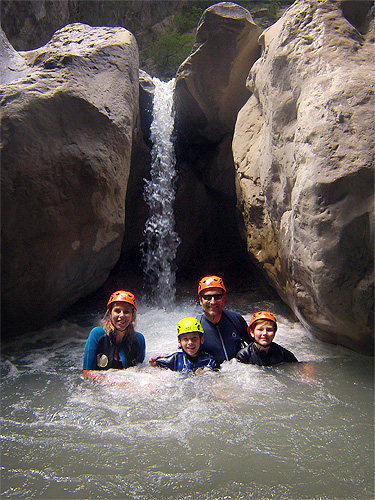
[1,24,139,332]
[232,0,374,352]
[1,1,373,354]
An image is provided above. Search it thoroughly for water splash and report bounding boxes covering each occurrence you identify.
[142,78,180,308]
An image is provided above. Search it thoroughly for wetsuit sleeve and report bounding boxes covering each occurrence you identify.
[210,357,221,371]
[136,332,146,363]
[283,348,298,362]
[236,345,251,364]
[155,352,178,371]
[83,327,103,370]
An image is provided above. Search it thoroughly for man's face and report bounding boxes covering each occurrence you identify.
[199,287,225,320]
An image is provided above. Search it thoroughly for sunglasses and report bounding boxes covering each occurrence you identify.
[201,294,223,301]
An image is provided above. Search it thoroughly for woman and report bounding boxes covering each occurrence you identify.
[83,290,145,383]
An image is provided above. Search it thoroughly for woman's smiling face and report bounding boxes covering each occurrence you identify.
[110,302,135,332]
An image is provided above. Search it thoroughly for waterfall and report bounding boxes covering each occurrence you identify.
[142,77,180,308]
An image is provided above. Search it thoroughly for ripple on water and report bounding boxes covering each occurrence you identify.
[1,302,374,499]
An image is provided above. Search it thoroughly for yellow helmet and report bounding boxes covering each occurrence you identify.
[177,317,204,337]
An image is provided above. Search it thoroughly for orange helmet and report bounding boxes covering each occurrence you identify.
[107,290,137,311]
[248,311,277,334]
[198,275,226,295]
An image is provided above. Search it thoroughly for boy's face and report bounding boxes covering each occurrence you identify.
[178,332,204,357]
[251,320,276,348]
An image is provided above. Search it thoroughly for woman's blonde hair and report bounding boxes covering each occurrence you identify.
[102,305,137,350]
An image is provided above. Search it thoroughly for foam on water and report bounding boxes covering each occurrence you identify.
[1,298,373,499]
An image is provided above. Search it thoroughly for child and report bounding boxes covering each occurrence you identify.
[149,317,220,373]
[236,311,298,366]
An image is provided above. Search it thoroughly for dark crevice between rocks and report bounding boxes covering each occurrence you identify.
[340,0,374,35]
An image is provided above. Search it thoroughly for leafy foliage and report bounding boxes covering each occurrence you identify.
[143,0,288,78]
[267,0,281,18]
[145,31,195,79]
[173,4,211,32]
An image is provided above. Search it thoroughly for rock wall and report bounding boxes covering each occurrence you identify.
[1,1,373,354]
[1,24,139,333]
[171,2,264,278]
[175,1,262,144]
[232,0,374,353]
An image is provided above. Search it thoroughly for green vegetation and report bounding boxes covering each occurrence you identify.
[145,30,195,79]
[143,2,212,79]
[142,0,290,78]
[174,5,205,32]
[267,0,281,18]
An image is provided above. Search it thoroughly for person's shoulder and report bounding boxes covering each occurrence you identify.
[224,309,243,317]
[89,326,106,339]
[283,346,298,362]
[237,343,252,355]
[135,331,145,342]
[272,342,298,361]
[223,309,247,323]
[236,343,252,362]
[155,351,181,369]
[158,351,181,362]
[196,313,207,323]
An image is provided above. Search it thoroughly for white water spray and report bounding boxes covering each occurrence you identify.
[142,78,180,308]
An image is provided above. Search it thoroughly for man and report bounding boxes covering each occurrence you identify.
[197,275,250,364]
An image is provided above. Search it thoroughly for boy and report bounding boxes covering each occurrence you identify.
[236,311,298,366]
[149,317,220,373]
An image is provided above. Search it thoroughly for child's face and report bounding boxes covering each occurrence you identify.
[251,320,276,347]
[178,332,203,357]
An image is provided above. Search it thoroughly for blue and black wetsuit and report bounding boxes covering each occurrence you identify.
[236,341,298,366]
[155,348,220,373]
[83,327,145,370]
[198,310,250,364]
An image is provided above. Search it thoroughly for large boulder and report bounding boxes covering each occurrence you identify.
[174,1,262,144]
[0,28,28,84]
[1,24,139,333]
[233,0,374,353]
[168,2,263,277]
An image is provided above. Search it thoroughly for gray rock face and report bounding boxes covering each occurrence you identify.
[233,0,374,353]
[1,24,139,332]
[174,1,262,143]
[168,2,264,277]
[0,28,28,84]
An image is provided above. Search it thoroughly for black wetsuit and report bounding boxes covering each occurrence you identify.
[236,341,298,366]
[155,348,220,372]
[198,310,250,364]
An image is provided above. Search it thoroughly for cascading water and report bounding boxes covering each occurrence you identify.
[142,77,180,309]
[1,76,373,500]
